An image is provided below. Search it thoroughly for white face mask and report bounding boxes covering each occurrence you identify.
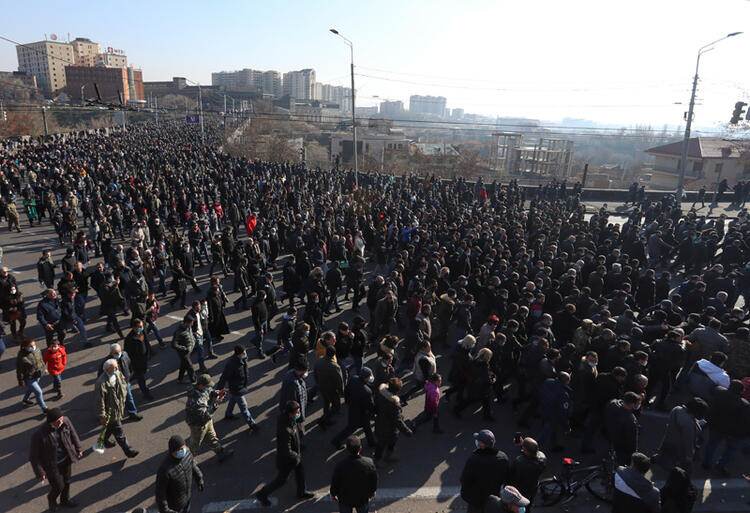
[474,440,481,449]
[367,376,375,384]
[107,374,116,385]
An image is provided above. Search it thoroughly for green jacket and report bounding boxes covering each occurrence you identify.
[172,324,196,355]
[95,371,128,422]
[16,348,45,383]
[185,386,218,427]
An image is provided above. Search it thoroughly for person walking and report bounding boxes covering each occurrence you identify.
[331,367,377,449]
[185,374,234,462]
[98,343,143,421]
[652,398,708,475]
[330,436,378,513]
[95,359,139,458]
[123,318,154,401]
[172,316,198,384]
[216,345,259,433]
[37,289,65,347]
[42,339,67,401]
[155,435,205,513]
[29,408,83,512]
[460,429,510,513]
[37,250,56,290]
[254,400,316,506]
[373,377,413,465]
[314,345,344,429]
[17,337,48,413]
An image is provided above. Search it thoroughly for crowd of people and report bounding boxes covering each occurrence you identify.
[1,121,750,513]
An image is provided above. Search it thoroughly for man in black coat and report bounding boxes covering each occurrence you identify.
[508,437,547,507]
[29,408,83,512]
[330,436,378,513]
[460,429,509,513]
[604,392,642,465]
[255,401,316,506]
[702,379,750,473]
[331,367,376,449]
[216,345,259,432]
[155,435,204,513]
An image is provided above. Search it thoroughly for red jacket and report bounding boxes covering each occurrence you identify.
[43,345,67,375]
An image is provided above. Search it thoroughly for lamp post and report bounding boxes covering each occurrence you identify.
[676,32,742,200]
[80,84,86,106]
[330,28,358,187]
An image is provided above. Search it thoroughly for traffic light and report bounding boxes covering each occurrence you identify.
[730,101,747,124]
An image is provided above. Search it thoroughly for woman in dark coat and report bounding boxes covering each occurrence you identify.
[373,378,412,464]
[170,261,188,308]
[206,285,229,340]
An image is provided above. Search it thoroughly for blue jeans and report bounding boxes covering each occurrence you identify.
[0,336,5,359]
[23,378,47,412]
[51,374,62,390]
[65,317,88,346]
[703,430,739,468]
[125,383,138,415]
[339,502,370,513]
[203,329,214,355]
[226,393,256,425]
[191,338,206,367]
[146,320,163,345]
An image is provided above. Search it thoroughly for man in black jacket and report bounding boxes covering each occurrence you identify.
[331,367,376,449]
[604,392,642,465]
[509,437,547,508]
[255,401,316,506]
[29,408,83,512]
[460,429,509,513]
[702,379,750,474]
[216,345,259,433]
[330,436,378,513]
[155,435,204,513]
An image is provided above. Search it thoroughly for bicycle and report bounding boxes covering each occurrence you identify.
[535,454,615,506]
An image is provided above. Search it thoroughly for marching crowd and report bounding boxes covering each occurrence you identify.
[1,121,750,513]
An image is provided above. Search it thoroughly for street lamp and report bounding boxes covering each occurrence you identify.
[80,84,86,106]
[676,32,742,199]
[330,28,358,187]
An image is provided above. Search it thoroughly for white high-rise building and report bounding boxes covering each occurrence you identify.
[409,95,447,117]
[282,68,316,100]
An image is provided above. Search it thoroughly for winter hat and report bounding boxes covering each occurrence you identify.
[46,407,63,424]
[168,435,185,453]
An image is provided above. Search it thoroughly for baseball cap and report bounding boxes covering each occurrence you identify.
[473,429,495,447]
[501,485,530,507]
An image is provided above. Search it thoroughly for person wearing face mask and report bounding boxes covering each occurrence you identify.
[124,318,154,401]
[216,345,259,433]
[254,400,316,506]
[43,339,67,401]
[5,284,26,339]
[98,343,142,421]
[37,289,65,347]
[155,435,204,513]
[331,367,377,450]
[16,337,48,413]
[94,359,139,458]
[279,361,310,429]
[29,407,83,512]
[460,430,509,513]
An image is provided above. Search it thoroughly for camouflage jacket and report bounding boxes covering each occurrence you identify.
[185,385,218,427]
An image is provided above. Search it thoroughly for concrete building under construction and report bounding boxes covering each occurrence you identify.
[490,132,574,178]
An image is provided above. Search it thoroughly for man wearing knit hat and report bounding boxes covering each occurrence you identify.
[460,429,509,513]
[29,407,83,512]
[155,435,204,513]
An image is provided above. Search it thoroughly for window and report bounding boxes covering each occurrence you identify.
[692,160,703,173]
[715,162,724,174]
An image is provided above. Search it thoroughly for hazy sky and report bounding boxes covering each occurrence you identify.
[1,0,748,129]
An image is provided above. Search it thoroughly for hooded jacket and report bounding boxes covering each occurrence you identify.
[374,383,411,446]
[688,359,730,400]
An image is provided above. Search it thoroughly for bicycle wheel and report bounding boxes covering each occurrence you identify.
[537,477,564,506]
[585,470,613,503]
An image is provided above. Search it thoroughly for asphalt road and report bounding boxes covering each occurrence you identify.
[0,213,749,513]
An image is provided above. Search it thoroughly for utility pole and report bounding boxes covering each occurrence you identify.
[676,32,742,199]
[582,163,589,188]
[185,96,188,116]
[330,28,358,187]
[155,97,159,126]
[198,85,205,145]
[41,106,49,136]
[80,84,86,106]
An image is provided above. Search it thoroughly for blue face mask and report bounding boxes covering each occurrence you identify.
[173,447,187,459]
[135,327,144,334]
[518,507,526,513]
